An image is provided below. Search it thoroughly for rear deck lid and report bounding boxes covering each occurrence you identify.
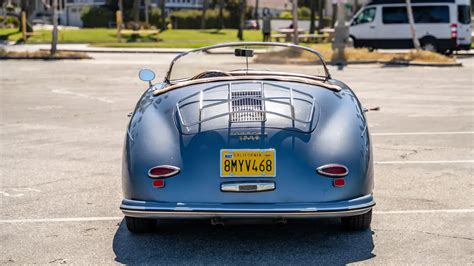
[175,81,320,134]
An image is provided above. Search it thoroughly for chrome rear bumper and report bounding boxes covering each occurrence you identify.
[120,194,375,219]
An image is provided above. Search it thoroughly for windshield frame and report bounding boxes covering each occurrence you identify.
[164,42,331,84]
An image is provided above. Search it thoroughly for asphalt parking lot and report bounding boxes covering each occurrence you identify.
[0,53,473,264]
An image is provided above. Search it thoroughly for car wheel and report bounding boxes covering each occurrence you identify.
[420,37,438,53]
[125,216,156,233]
[341,209,372,230]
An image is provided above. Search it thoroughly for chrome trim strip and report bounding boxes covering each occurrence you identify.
[147,165,181,178]
[121,207,373,219]
[316,164,349,177]
[221,182,275,192]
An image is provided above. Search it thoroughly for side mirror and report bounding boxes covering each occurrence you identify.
[138,69,156,85]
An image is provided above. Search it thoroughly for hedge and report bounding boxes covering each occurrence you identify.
[171,9,237,29]
[81,6,115,28]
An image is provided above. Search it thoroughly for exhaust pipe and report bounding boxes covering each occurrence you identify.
[275,218,287,228]
[211,218,225,227]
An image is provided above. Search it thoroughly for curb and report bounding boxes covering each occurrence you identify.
[328,60,462,67]
[381,60,462,67]
[39,48,188,54]
[0,56,91,60]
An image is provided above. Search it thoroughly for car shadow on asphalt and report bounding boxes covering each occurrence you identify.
[113,218,375,264]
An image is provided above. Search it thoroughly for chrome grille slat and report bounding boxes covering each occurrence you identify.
[230,90,265,122]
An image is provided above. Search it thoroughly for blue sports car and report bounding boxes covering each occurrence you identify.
[121,42,375,233]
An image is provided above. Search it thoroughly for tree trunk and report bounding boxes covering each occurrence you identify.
[331,3,337,27]
[144,0,150,26]
[201,0,208,29]
[237,0,246,40]
[132,0,140,24]
[309,0,316,34]
[317,0,324,31]
[218,0,224,30]
[19,0,34,33]
[405,0,421,50]
[160,0,166,31]
[292,0,298,44]
[51,0,58,55]
[254,0,259,29]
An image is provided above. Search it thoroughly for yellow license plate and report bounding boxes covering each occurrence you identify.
[220,149,276,177]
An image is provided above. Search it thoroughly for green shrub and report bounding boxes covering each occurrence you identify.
[81,6,115,28]
[298,7,311,19]
[278,11,293,19]
[171,9,234,29]
[149,7,165,29]
[0,15,20,27]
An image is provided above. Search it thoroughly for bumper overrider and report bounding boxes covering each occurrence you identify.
[120,194,375,219]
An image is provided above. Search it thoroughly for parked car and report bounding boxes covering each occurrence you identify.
[244,19,259,29]
[121,42,375,233]
[349,0,472,53]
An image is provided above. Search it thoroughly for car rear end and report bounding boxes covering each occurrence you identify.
[121,80,375,232]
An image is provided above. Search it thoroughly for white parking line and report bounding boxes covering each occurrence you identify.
[1,209,473,223]
[376,160,474,165]
[372,131,474,136]
[0,217,122,223]
[51,89,114,103]
[374,209,474,214]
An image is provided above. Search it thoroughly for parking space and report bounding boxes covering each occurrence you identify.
[0,54,473,264]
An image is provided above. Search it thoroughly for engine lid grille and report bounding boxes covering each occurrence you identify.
[230,90,266,122]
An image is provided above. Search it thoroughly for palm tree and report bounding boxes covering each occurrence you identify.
[201,0,208,29]
[317,0,324,31]
[218,0,224,30]
[160,0,166,31]
[405,0,421,50]
[237,0,246,40]
[254,0,259,29]
[50,0,58,55]
[309,0,315,34]
[132,0,140,25]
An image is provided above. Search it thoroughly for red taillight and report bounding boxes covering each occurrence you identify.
[333,178,345,187]
[317,164,349,177]
[148,165,180,178]
[451,23,457,39]
[153,179,165,188]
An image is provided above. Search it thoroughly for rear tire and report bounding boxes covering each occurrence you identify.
[125,216,156,233]
[341,209,372,231]
[420,37,438,53]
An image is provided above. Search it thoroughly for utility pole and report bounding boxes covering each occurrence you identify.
[331,0,348,68]
[51,0,58,55]
[406,0,421,50]
[291,0,298,44]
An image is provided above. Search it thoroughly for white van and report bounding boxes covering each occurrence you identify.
[349,0,472,53]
